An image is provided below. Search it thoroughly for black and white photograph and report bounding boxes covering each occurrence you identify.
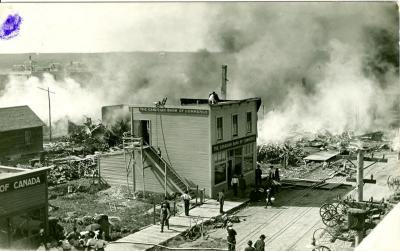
[0,1,399,251]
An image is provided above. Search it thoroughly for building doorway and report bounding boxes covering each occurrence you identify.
[139,120,151,145]
[227,159,233,188]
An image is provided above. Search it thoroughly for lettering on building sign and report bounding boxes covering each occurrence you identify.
[212,135,257,153]
[0,174,44,193]
[139,107,209,115]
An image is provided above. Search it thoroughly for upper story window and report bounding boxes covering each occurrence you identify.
[25,130,31,145]
[232,114,238,136]
[216,117,223,140]
[246,112,252,133]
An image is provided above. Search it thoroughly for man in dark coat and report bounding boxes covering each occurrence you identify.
[245,240,256,251]
[254,234,266,251]
[255,165,262,188]
[239,174,246,197]
[218,190,225,214]
[160,203,171,232]
[274,167,280,181]
[226,222,237,251]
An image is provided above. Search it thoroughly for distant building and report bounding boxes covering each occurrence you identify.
[100,97,261,197]
[0,106,45,160]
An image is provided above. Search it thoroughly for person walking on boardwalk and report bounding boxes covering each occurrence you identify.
[255,164,262,188]
[254,234,266,251]
[244,240,256,251]
[226,222,237,251]
[181,190,192,216]
[218,190,225,214]
[160,203,171,232]
[231,175,239,197]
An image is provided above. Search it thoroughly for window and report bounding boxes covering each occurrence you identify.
[246,112,252,133]
[24,131,31,145]
[215,163,226,184]
[243,143,254,173]
[232,114,238,136]
[216,117,223,140]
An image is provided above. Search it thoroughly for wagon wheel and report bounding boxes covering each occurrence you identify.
[312,246,331,251]
[320,203,336,218]
[321,211,338,228]
[334,202,347,215]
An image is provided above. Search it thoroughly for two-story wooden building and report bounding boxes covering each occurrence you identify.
[99,97,261,197]
[0,106,45,160]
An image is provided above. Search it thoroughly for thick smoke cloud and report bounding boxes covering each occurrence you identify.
[0,2,397,142]
[207,2,399,143]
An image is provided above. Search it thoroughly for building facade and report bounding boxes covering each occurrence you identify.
[99,97,261,197]
[0,166,51,250]
[0,106,45,160]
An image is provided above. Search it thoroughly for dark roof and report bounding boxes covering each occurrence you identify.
[0,106,45,132]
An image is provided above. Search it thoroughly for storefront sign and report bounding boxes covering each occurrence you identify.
[212,135,256,153]
[139,107,209,115]
[0,173,45,194]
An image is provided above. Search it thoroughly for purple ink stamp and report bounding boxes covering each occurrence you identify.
[0,14,22,40]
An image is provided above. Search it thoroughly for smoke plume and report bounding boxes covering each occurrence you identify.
[0,2,398,142]
[206,2,399,143]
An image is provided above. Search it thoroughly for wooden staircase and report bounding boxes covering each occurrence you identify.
[143,145,192,195]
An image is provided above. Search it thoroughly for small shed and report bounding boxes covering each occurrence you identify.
[0,106,45,160]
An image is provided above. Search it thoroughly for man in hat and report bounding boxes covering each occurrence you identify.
[181,190,192,216]
[226,222,237,251]
[254,234,266,251]
[245,240,256,251]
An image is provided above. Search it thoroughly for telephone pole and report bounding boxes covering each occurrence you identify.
[38,87,55,142]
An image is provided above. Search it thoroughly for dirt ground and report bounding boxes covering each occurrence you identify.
[48,179,155,239]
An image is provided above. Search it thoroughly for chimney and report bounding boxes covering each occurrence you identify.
[221,65,228,100]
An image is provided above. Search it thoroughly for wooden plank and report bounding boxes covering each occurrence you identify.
[304,151,340,161]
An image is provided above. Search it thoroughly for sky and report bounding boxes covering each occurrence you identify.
[0,3,216,53]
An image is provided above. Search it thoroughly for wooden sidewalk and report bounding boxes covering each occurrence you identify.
[106,199,247,251]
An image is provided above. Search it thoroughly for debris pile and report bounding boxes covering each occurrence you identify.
[257,143,308,166]
[47,156,98,185]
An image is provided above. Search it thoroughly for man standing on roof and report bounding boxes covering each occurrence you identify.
[181,190,191,216]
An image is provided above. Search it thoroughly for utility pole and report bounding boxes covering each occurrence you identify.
[355,148,364,246]
[38,87,55,142]
[164,162,167,197]
[356,149,364,202]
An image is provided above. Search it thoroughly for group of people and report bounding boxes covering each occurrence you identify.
[159,190,193,232]
[254,164,281,207]
[37,227,107,251]
[226,222,266,251]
